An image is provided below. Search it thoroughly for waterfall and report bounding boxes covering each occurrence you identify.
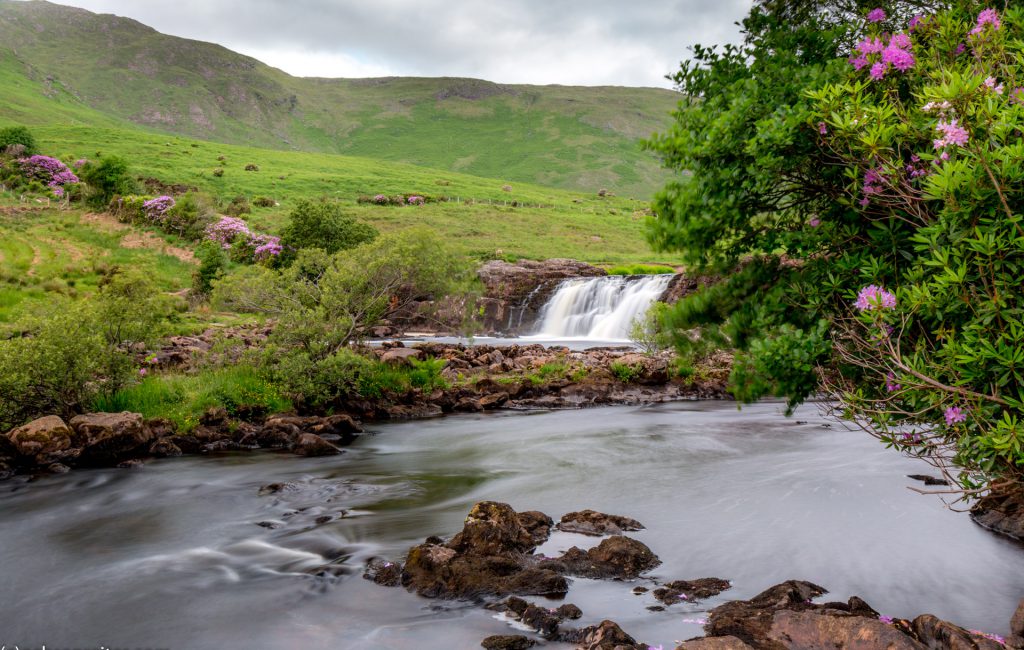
[531,275,673,340]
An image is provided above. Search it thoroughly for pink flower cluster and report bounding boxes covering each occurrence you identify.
[251,233,283,260]
[851,32,915,79]
[855,285,897,311]
[933,119,969,150]
[205,216,253,249]
[407,195,425,205]
[142,195,175,221]
[17,155,79,197]
[983,76,1004,95]
[970,8,1001,36]
[944,406,967,425]
[372,194,388,205]
[205,216,282,261]
[866,8,886,23]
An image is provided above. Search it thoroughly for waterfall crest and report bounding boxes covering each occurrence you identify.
[531,275,672,340]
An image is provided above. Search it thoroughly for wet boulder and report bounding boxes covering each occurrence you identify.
[705,580,827,645]
[558,619,641,650]
[609,353,669,385]
[676,637,754,650]
[148,438,182,458]
[517,510,555,545]
[363,559,403,587]
[911,614,1004,649]
[69,412,152,463]
[654,578,731,605]
[381,347,424,365]
[292,433,341,457]
[449,501,541,556]
[554,535,661,579]
[6,415,73,465]
[557,510,645,536]
[256,417,302,448]
[1011,599,1024,648]
[767,610,925,649]
[481,635,537,650]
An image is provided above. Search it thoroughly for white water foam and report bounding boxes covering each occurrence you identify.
[530,275,672,340]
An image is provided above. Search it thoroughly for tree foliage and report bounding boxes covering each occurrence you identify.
[0,125,37,156]
[277,199,378,264]
[649,0,1024,489]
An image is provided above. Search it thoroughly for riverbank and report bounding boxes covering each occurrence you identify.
[0,341,731,480]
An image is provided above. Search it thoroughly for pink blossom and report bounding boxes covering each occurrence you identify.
[870,62,887,80]
[889,33,912,50]
[867,8,886,23]
[970,8,1001,35]
[935,119,969,148]
[139,368,148,377]
[883,45,915,72]
[857,37,886,55]
[885,372,901,392]
[143,195,175,221]
[984,77,1004,94]
[205,216,252,249]
[908,15,924,31]
[809,217,821,228]
[850,55,869,70]
[855,285,897,311]
[955,43,966,55]
[818,122,828,135]
[879,615,894,624]
[944,406,966,425]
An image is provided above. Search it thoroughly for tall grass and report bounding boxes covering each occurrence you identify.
[605,263,675,275]
[92,365,291,433]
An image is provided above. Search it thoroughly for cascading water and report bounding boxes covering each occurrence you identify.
[531,274,673,339]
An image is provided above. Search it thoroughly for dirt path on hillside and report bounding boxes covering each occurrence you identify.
[26,244,42,277]
[81,212,196,264]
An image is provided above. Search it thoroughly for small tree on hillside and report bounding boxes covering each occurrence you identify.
[0,125,37,156]
[277,199,379,265]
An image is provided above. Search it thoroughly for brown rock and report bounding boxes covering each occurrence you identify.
[381,347,424,365]
[448,502,539,556]
[677,637,754,650]
[560,620,639,650]
[1011,599,1024,648]
[292,433,340,457]
[557,509,645,536]
[768,610,925,649]
[6,415,72,463]
[148,438,182,458]
[654,578,732,605]
[517,510,554,545]
[612,353,670,385]
[911,614,1003,650]
[971,481,1024,540]
[481,635,536,650]
[705,580,828,645]
[69,412,152,463]
[557,535,661,579]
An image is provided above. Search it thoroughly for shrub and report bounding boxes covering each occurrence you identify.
[0,125,37,156]
[609,361,642,383]
[277,199,378,265]
[253,196,275,208]
[192,241,229,296]
[163,191,215,240]
[0,272,171,429]
[224,194,251,217]
[244,163,259,171]
[16,155,79,199]
[79,156,135,207]
[212,168,224,177]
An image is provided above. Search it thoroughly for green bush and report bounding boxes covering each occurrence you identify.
[0,125,37,156]
[163,191,216,240]
[192,241,229,296]
[0,272,171,429]
[79,156,136,207]
[224,194,251,217]
[277,199,378,264]
[609,361,642,383]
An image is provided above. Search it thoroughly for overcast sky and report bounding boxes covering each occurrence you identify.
[44,0,753,87]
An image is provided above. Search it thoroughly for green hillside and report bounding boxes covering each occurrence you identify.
[0,0,680,197]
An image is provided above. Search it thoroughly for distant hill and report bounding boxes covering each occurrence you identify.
[0,0,680,197]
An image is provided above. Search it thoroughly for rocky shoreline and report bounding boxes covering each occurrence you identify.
[0,340,731,481]
[364,501,1024,650]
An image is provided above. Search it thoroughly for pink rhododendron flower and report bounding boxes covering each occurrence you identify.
[970,8,1001,35]
[867,8,886,22]
[944,406,967,425]
[855,285,897,311]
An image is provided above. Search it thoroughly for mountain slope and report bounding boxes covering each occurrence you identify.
[0,0,680,197]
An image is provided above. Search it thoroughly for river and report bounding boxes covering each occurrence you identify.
[2,401,1022,649]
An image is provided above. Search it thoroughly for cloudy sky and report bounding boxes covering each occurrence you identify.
[44,0,753,87]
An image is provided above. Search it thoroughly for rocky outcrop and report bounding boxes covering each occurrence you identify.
[550,535,661,579]
[557,510,645,536]
[654,578,732,606]
[481,635,537,650]
[401,501,569,599]
[69,412,153,464]
[971,481,1024,540]
[6,415,74,466]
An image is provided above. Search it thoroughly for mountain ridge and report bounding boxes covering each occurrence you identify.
[0,0,680,196]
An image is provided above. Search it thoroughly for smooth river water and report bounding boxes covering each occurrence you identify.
[2,401,1023,649]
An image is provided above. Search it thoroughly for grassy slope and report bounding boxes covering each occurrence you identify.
[0,0,681,197]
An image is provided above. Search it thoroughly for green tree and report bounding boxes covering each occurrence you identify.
[79,155,136,207]
[0,125,37,155]
[277,199,378,264]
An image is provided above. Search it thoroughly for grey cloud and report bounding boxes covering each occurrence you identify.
[47,0,753,86]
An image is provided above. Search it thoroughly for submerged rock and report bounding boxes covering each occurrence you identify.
[971,481,1024,541]
[556,509,645,536]
[558,619,641,650]
[481,635,537,650]
[653,578,731,605]
[552,535,661,579]
[292,433,341,457]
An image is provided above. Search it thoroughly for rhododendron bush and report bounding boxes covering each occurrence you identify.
[648,1,1024,492]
